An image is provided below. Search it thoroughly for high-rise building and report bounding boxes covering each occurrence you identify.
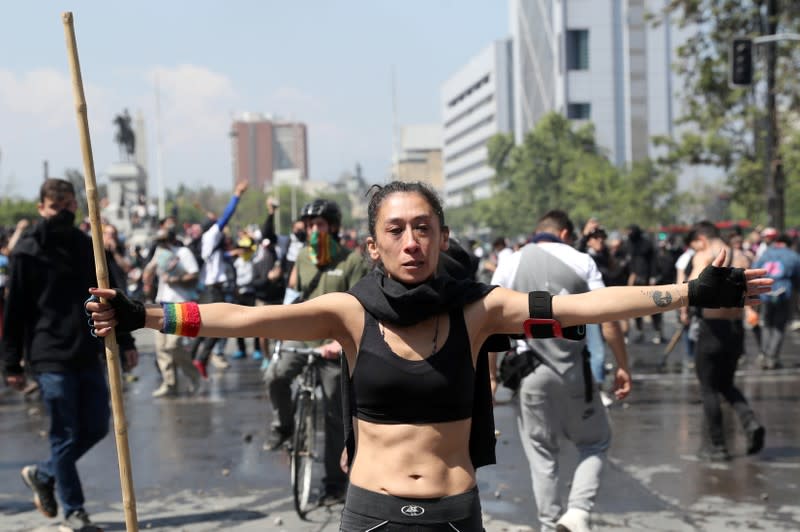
[440,39,514,207]
[509,0,685,167]
[390,124,444,192]
[230,113,308,189]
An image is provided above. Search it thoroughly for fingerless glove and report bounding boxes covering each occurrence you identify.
[688,265,747,308]
[108,288,146,332]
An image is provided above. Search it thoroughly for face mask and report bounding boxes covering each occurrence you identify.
[45,209,76,230]
[308,230,339,266]
[294,229,307,243]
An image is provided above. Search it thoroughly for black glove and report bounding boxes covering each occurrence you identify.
[688,265,747,308]
[84,289,146,334]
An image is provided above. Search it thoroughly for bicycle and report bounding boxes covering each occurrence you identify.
[267,340,325,519]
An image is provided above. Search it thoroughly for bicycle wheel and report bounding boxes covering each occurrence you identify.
[291,390,317,519]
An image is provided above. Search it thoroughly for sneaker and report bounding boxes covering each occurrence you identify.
[746,425,766,455]
[263,428,292,451]
[651,334,665,345]
[21,465,58,518]
[232,350,246,360]
[252,350,264,361]
[192,359,208,379]
[151,383,177,398]
[698,445,731,463]
[599,391,614,408]
[260,357,271,371]
[210,354,230,370]
[59,509,103,532]
[556,507,591,532]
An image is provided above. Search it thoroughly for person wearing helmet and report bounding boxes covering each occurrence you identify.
[263,197,369,505]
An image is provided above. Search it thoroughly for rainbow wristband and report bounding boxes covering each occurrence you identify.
[160,302,202,337]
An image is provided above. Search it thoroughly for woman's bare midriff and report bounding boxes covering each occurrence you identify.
[348,417,476,498]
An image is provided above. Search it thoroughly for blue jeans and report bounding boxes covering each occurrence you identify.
[35,365,110,516]
[586,324,605,384]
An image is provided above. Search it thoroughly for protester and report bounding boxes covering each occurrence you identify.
[142,227,202,397]
[688,221,765,461]
[252,197,286,368]
[231,233,262,360]
[491,210,629,531]
[2,178,139,532]
[626,224,662,343]
[751,232,800,370]
[191,180,248,377]
[263,198,369,505]
[86,181,770,532]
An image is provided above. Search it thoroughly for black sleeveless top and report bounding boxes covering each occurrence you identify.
[352,309,475,424]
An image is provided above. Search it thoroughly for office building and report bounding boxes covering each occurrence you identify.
[391,124,444,192]
[509,0,685,167]
[230,113,309,189]
[440,39,514,207]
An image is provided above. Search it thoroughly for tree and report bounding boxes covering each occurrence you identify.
[477,113,679,236]
[656,1,800,225]
[0,198,38,227]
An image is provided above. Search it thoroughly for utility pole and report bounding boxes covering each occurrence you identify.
[764,0,783,231]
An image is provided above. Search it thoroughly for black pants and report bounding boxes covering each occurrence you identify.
[761,298,792,361]
[694,318,758,448]
[265,344,346,492]
[340,484,484,532]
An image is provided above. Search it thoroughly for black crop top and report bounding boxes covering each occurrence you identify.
[352,309,475,424]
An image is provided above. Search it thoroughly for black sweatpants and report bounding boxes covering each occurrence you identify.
[694,318,757,448]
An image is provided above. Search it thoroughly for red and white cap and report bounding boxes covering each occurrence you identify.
[762,227,778,238]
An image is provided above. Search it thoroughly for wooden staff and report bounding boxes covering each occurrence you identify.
[62,12,139,531]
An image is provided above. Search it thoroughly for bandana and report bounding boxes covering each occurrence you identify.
[308,230,340,267]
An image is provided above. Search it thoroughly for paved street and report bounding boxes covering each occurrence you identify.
[1,315,799,531]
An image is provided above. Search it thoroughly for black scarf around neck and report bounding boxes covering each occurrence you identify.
[347,268,496,326]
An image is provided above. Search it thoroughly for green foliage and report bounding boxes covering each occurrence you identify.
[0,198,38,227]
[659,1,800,223]
[446,113,679,237]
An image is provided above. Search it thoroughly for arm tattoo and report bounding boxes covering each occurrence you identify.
[651,290,673,308]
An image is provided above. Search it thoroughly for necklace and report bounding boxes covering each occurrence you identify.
[380,314,441,357]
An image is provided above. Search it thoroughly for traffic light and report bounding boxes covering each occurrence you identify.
[730,38,753,86]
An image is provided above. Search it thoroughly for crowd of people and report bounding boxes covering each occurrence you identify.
[0,177,789,532]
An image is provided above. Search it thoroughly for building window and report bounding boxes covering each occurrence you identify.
[566,29,589,70]
[567,103,591,120]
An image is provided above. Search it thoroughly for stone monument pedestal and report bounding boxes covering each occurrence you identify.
[102,161,148,236]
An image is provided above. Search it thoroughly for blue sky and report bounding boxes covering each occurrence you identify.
[0,1,509,200]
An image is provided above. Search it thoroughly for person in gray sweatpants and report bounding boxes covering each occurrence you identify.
[491,210,631,532]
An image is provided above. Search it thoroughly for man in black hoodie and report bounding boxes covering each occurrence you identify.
[1,178,138,532]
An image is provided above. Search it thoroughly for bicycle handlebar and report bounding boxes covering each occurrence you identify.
[279,346,322,357]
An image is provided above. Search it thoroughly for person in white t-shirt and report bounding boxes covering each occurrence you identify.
[143,228,202,397]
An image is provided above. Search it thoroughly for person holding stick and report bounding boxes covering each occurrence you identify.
[2,178,139,532]
[87,181,770,531]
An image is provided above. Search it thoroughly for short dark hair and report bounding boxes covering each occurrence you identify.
[587,227,607,240]
[40,178,75,204]
[366,181,444,238]
[535,210,574,236]
[492,237,507,249]
[691,220,720,240]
